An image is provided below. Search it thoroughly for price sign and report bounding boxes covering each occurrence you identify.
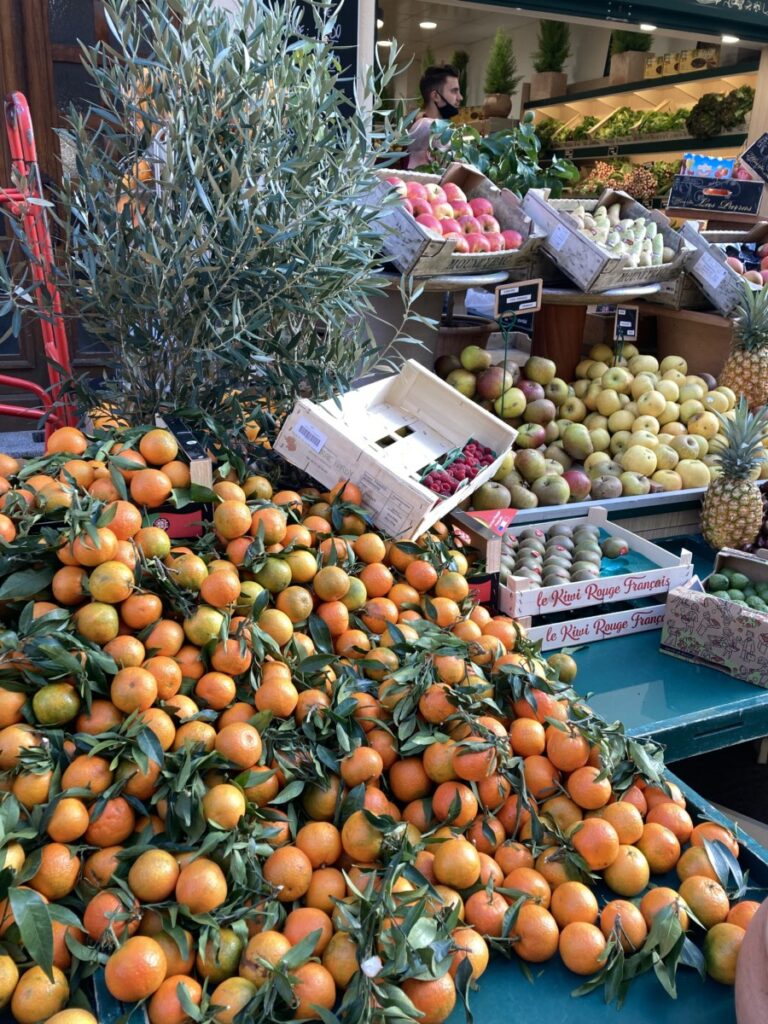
[494,279,543,319]
[613,305,639,343]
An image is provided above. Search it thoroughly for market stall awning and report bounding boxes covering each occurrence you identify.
[470,0,768,44]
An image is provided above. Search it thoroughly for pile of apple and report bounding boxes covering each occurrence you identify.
[436,342,760,511]
[384,175,524,255]
[724,244,768,288]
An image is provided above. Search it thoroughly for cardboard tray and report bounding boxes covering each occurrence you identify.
[681,220,755,316]
[274,361,517,540]
[522,188,688,293]
[661,547,768,688]
[368,162,547,277]
[496,506,693,619]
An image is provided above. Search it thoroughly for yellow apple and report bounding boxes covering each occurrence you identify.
[659,355,688,375]
[629,430,660,450]
[587,361,610,381]
[652,469,683,491]
[657,379,680,402]
[628,355,659,375]
[664,421,687,436]
[630,374,656,400]
[590,428,611,452]
[687,410,719,439]
[658,401,681,426]
[685,375,710,392]
[679,399,705,424]
[601,367,633,394]
[608,410,635,433]
[691,434,709,459]
[584,451,611,472]
[610,430,632,456]
[574,359,594,379]
[622,444,657,476]
[618,393,631,408]
[584,413,609,430]
[715,385,736,410]
[703,391,729,415]
[573,379,590,399]
[632,415,660,435]
[655,444,679,471]
[677,459,711,488]
[622,343,639,359]
[636,390,667,418]
[679,383,705,404]
[596,389,621,416]
[708,434,728,454]
[584,381,603,410]
[589,343,614,363]
[662,368,686,384]
[670,434,701,460]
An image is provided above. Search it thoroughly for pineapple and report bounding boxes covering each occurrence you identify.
[701,398,768,550]
[720,281,768,409]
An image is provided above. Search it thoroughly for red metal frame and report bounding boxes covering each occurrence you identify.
[0,92,76,436]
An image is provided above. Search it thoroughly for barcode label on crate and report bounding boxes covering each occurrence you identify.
[550,224,570,252]
[295,419,327,453]
[696,252,727,289]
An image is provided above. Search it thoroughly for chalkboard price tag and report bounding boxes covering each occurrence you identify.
[741,133,768,184]
[613,305,639,343]
[494,279,543,319]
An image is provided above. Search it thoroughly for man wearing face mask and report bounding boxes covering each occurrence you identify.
[406,64,462,169]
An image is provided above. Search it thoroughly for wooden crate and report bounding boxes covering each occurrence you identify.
[274,361,517,540]
[651,273,710,310]
[522,188,688,293]
[496,506,693,619]
[681,220,756,315]
[367,162,545,277]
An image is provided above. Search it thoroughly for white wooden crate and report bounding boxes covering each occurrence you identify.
[274,361,517,540]
[527,602,667,651]
[681,221,758,316]
[497,506,693,618]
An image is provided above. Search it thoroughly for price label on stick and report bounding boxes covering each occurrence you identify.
[494,278,543,320]
[613,305,639,343]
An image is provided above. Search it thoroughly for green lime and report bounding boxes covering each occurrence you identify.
[747,596,767,611]
[718,592,732,602]
[706,573,729,593]
[730,572,751,591]
[727,590,746,602]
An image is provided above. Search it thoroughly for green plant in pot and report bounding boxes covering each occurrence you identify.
[0,0,421,456]
[483,30,521,118]
[530,21,570,102]
[609,29,653,85]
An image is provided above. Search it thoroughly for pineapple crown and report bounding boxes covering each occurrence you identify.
[733,280,768,353]
[715,396,768,480]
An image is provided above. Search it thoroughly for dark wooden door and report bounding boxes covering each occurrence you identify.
[0,0,108,428]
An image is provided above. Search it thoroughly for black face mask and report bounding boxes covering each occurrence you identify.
[435,92,460,119]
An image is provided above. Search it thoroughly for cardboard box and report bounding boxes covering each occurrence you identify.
[527,602,667,651]
[645,55,663,80]
[522,188,688,293]
[661,549,768,688]
[669,175,763,221]
[663,52,681,76]
[691,46,720,72]
[678,50,694,74]
[368,162,546,277]
[274,361,517,540]
[496,506,693,619]
[681,220,760,316]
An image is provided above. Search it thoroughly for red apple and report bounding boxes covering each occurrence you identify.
[411,198,433,218]
[406,181,428,202]
[416,213,443,236]
[457,215,481,235]
[465,232,491,253]
[484,231,504,252]
[761,270,768,285]
[440,218,462,236]
[501,229,524,251]
[430,200,454,220]
[444,232,470,253]
[760,255,768,271]
[469,197,494,218]
[424,183,447,203]
[477,213,501,234]
[385,176,407,196]
[452,201,472,219]
[759,243,768,258]
[443,182,468,203]
[402,198,413,215]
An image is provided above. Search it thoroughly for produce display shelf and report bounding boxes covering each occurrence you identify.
[524,60,759,112]
[504,487,705,529]
[442,772,768,1024]
[550,132,747,161]
[571,534,768,762]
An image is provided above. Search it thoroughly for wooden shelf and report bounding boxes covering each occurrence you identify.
[550,132,747,163]
[525,60,759,120]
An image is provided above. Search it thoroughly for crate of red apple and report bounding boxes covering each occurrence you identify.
[435,339,745,511]
[369,161,546,276]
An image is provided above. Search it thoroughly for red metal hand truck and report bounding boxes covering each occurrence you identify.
[0,91,76,438]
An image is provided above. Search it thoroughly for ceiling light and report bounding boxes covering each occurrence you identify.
[639,23,657,32]
[376,18,383,28]
[377,38,392,47]
[420,21,437,29]
[722,34,740,43]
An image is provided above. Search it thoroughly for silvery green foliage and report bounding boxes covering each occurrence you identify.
[3,0,419,433]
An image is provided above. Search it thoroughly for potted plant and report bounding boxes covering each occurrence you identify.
[609,29,652,85]
[0,0,419,451]
[451,50,469,107]
[483,30,521,118]
[530,21,570,102]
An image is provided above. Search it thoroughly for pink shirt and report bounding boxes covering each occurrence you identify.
[407,117,435,170]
